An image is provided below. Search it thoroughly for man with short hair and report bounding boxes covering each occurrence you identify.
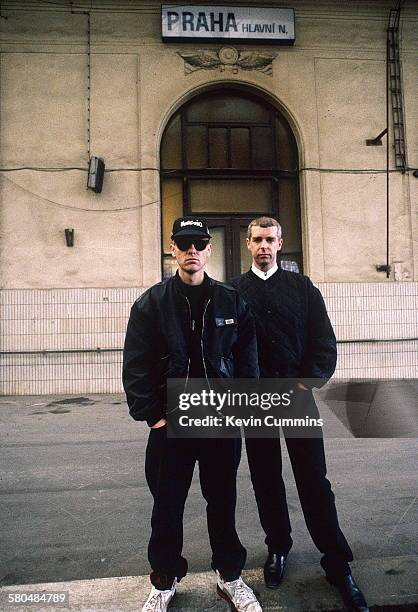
[230,216,369,612]
[123,216,262,612]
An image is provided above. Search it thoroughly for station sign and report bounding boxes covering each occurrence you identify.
[161,5,295,44]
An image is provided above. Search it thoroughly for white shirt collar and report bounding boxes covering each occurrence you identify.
[251,263,278,280]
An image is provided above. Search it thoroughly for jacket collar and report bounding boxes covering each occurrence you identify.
[172,271,215,299]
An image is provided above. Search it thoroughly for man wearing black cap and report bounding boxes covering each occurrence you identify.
[123,217,262,612]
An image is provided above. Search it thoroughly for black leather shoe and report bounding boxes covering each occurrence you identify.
[263,552,287,589]
[326,574,369,611]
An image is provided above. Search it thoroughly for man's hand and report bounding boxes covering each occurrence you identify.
[297,382,308,391]
[151,418,167,429]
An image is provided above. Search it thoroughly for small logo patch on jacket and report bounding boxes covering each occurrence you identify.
[215,317,236,327]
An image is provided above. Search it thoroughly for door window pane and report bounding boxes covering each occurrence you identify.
[205,226,226,282]
[209,128,228,168]
[280,253,303,274]
[252,127,274,168]
[163,254,179,280]
[276,115,298,170]
[240,227,253,274]
[277,179,301,254]
[161,114,182,169]
[186,126,207,168]
[230,128,250,168]
[187,95,270,123]
[162,178,183,253]
[280,259,300,273]
[190,180,272,213]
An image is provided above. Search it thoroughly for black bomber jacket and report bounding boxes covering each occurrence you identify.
[122,273,259,426]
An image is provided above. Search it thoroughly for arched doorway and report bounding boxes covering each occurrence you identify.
[160,87,302,281]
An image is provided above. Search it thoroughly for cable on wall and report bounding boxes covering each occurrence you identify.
[0,166,414,174]
[0,166,162,172]
[70,1,91,164]
[86,9,91,161]
[1,174,158,211]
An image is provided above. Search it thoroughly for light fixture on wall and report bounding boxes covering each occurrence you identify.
[87,156,105,193]
[366,128,388,146]
[376,264,391,274]
[65,228,75,247]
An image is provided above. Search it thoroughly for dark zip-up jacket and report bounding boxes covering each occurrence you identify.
[230,268,336,384]
[122,273,259,426]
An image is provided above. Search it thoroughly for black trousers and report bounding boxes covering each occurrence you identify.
[245,432,353,579]
[145,428,247,586]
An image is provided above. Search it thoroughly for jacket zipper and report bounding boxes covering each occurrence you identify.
[184,295,192,390]
[201,298,211,389]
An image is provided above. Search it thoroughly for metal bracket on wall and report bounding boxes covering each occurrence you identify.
[366,128,387,146]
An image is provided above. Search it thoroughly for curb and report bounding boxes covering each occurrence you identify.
[1,555,417,611]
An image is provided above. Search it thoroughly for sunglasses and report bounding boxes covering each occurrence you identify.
[175,237,210,251]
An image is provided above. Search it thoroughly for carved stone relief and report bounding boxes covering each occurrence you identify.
[178,46,277,75]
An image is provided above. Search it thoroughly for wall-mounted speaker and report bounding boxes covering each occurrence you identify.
[87,156,105,193]
[65,228,74,247]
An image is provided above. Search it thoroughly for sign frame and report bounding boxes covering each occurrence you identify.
[161,5,296,45]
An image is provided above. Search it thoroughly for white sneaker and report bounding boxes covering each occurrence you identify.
[216,571,262,611]
[141,579,176,611]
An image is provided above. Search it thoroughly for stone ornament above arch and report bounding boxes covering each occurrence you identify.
[177,46,277,75]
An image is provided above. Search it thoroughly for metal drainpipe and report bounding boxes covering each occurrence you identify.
[386,24,390,279]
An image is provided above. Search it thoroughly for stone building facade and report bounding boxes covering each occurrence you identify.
[0,0,417,393]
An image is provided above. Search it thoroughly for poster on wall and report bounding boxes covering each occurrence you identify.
[161,5,295,44]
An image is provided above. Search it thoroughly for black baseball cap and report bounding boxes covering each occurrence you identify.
[171,216,212,239]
